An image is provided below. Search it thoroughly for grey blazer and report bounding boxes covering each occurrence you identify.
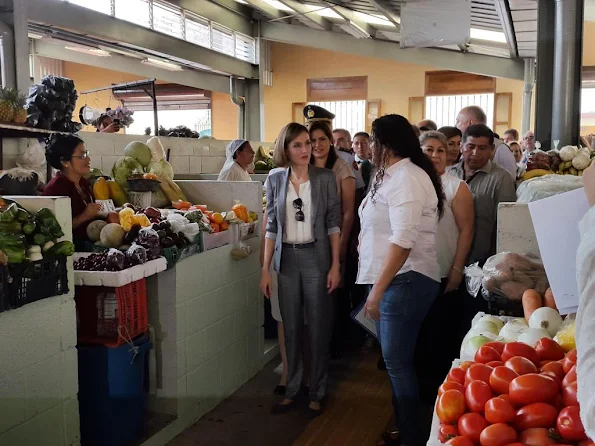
[265,166,341,273]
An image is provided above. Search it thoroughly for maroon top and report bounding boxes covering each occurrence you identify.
[43,172,95,242]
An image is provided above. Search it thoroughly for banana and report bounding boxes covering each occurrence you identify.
[259,146,272,160]
[522,169,553,181]
[569,167,578,176]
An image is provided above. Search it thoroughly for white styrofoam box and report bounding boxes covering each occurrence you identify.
[73,255,167,287]
[497,202,540,258]
[427,359,463,446]
[202,230,231,251]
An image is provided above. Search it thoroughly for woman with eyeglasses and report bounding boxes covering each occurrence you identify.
[358,115,444,446]
[260,122,342,417]
[43,134,102,249]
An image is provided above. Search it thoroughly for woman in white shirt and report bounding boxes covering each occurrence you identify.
[416,131,474,407]
[261,123,342,416]
[358,115,444,446]
[217,139,255,181]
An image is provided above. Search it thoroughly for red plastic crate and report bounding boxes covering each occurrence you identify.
[75,278,148,347]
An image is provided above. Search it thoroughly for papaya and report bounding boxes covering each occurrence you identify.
[93,177,110,200]
[107,180,128,206]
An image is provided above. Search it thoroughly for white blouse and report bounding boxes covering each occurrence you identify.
[356,158,440,284]
[283,181,314,244]
[437,173,468,278]
[217,161,251,181]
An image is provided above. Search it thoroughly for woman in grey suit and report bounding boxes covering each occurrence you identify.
[260,122,342,416]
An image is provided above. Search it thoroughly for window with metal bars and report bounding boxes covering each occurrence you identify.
[114,0,150,28]
[235,33,256,63]
[153,1,184,39]
[211,24,235,57]
[185,14,211,48]
[424,94,495,129]
[309,101,367,138]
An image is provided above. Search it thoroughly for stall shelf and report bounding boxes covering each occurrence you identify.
[0,196,79,445]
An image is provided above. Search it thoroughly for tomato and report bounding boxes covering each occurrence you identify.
[437,389,467,425]
[557,406,587,441]
[460,361,475,371]
[489,366,519,395]
[509,374,559,406]
[486,361,504,368]
[578,440,595,446]
[541,361,566,380]
[484,341,505,355]
[458,413,487,443]
[562,381,578,407]
[562,365,577,387]
[465,364,493,386]
[519,428,559,445]
[439,381,466,397]
[539,360,554,368]
[475,345,502,364]
[448,367,467,385]
[562,350,577,374]
[465,380,493,413]
[485,397,516,424]
[541,371,562,387]
[514,402,559,431]
[505,356,538,376]
[502,342,540,365]
[439,424,459,443]
[479,423,518,446]
[448,437,475,446]
[536,338,566,361]
[550,393,565,412]
[498,394,514,405]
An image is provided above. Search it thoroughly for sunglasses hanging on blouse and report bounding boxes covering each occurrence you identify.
[293,198,304,222]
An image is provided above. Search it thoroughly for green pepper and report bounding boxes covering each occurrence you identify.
[0,232,25,247]
[0,220,22,234]
[4,245,25,263]
[22,218,36,235]
[15,208,29,223]
[49,240,75,257]
[0,203,18,222]
[30,233,46,246]
[36,208,64,239]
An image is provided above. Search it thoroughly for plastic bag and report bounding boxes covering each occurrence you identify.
[516,174,584,203]
[180,222,200,242]
[167,213,191,234]
[126,243,147,266]
[231,241,252,260]
[106,248,125,271]
[554,314,576,352]
[137,227,160,249]
[526,149,552,171]
[466,252,549,301]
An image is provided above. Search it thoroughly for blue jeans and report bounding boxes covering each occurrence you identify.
[374,271,440,446]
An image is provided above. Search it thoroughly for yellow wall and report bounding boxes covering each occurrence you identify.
[263,42,526,141]
[62,61,236,138]
[584,21,595,66]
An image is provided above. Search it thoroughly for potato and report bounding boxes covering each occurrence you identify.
[499,281,528,301]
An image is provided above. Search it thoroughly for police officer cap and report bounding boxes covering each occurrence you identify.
[303,104,335,123]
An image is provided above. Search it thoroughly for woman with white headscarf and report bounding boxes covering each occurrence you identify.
[217,139,255,181]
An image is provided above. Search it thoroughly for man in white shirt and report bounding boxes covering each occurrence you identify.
[455,106,517,179]
[521,130,536,163]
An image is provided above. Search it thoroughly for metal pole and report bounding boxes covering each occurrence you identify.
[535,0,555,150]
[152,81,158,136]
[521,58,535,136]
[552,0,584,147]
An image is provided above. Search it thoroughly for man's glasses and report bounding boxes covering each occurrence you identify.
[71,151,91,160]
[293,198,304,222]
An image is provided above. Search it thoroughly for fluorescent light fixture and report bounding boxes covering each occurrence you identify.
[304,4,342,19]
[339,21,371,39]
[141,57,183,71]
[354,11,396,27]
[263,0,293,12]
[470,28,507,43]
[235,0,248,3]
[65,45,111,57]
[28,31,45,40]
[98,45,144,59]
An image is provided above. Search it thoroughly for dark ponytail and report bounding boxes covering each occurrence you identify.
[370,114,445,217]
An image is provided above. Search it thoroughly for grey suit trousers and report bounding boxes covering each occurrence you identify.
[277,244,332,402]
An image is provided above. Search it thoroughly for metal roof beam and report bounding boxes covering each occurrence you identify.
[242,0,288,20]
[276,0,333,30]
[325,4,378,38]
[260,22,525,80]
[366,0,401,30]
[494,0,519,58]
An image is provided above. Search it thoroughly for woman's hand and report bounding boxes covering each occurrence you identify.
[327,264,341,294]
[82,203,102,221]
[260,269,272,299]
[584,161,595,207]
[445,267,463,293]
[364,288,382,321]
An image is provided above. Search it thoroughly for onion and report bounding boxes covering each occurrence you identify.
[461,335,491,360]
[528,307,563,337]
[476,315,505,331]
[518,327,551,347]
[499,320,528,343]
[462,328,498,347]
[472,320,500,335]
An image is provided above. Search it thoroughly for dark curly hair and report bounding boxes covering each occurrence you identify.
[370,114,444,217]
[309,120,338,170]
[45,133,84,170]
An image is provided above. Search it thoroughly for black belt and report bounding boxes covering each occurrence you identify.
[282,242,315,249]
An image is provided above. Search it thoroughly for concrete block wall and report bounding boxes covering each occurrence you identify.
[145,236,264,418]
[2,134,274,177]
[0,196,79,446]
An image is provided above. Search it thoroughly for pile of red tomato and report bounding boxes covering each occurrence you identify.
[435,338,590,445]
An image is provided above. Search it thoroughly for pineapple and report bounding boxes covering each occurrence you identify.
[0,87,17,123]
[12,92,27,125]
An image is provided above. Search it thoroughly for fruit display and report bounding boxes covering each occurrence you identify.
[254,145,275,172]
[0,87,28,125]
[522,146,594,181]
[436,318,590,445]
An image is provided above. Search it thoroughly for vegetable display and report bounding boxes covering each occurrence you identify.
[521,146,594,180]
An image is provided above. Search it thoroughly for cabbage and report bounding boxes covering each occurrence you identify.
[147,160,174,179]
[124,141,152,167]
[111,156,143,189]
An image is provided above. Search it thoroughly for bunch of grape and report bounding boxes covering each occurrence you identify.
[74,252,109,271]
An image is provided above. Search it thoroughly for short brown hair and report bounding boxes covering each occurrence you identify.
[504,129,519,140]
[419,131,447,148]
[273,122,309,168]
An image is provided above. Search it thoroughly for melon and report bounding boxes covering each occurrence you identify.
[124,141,152,167]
